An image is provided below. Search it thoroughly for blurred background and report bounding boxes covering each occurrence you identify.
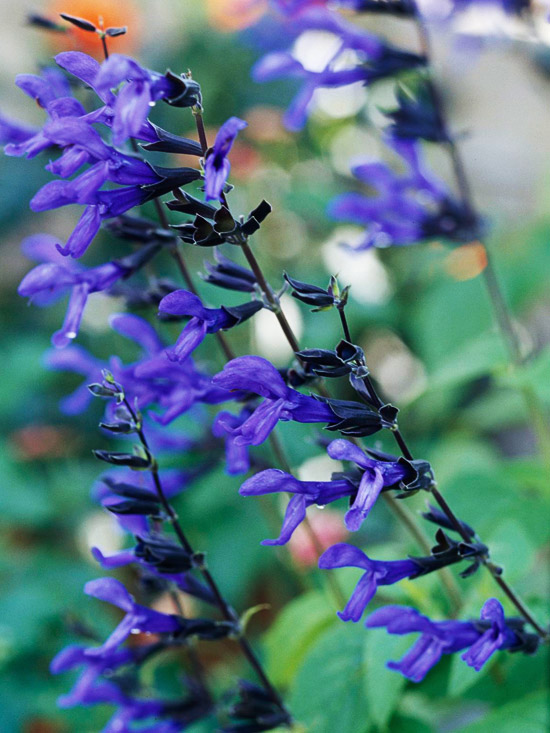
[0,1,549,731]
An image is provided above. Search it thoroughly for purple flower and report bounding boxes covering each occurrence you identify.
[326,439,410,529]
[240,468,354,545]
[461,598,518,670]
[45,313,232,423]
[19,257,121,348]
[366,598,521,682]
[239,438,411,542]
[329,136,479,249]
[18,235,161,347]
[0,112,37,145]
[213,407,256,475]
[158,289,262,362]
[83,578,181,657]
[212,356,335,446]
[253,8,423,130]
[93,54,180,145]
[319,543,419,621]
[50,644,133,708]
[204,116,247,202]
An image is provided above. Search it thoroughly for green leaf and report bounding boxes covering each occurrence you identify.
[447,648,492,697]
[363,629,409,729]
[485,519,536,584]
[453,690,548,732]
[497,346,550,404]
[265,591,337,687]
[289,623,370,733]
[426,331,507,392]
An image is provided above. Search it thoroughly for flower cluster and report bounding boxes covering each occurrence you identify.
[6,3,547,730]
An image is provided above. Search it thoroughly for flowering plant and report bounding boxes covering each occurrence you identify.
[1,1,549,730]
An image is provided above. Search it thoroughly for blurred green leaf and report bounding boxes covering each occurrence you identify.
[453,690,548,732]
[426,331,507,392]
[497,346,550,404]
[289,623,370,733]
[363,630,409,729]
[265,591,337,687]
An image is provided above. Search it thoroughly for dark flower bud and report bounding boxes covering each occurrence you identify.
[105,215,173,243]
[409,529,488,579]
[240,200,272,237]
[104,26,127,37]
[284,273,336,310]
[200,250,256,293]
[135,534,200,573]
[224,680,291,733]
[422,504,476,538]
[222,300,264,326]
[99,420,136,434]
[113,242,163,277]
[106,499,162,516]
[166,191,218,219]
[277,364,319,389]
[27,13,66,32]
[88,383,118,399]
[174,201,272,247]
[385,83,447,143]
[141,123,203,156]
[355,0,415,15]
[284,273,350,312]
[143,166,202,200]
[421,197,483,245]
[92,450,151,469]
[380,403,399,423]
[365,46,426,82]
[316,396,393,437]
[59,13,96,32]
[177,618,237,641]
[297,339,367,379]
[296,347,352,378]
[163,71,202,108]
[102,478,159,502]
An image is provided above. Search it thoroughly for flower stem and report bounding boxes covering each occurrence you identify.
[412,4,550,467]
[123,398,290,719]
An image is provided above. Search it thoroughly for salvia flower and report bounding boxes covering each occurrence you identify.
[240,438,416,542]
[82,578,182,657]
[204,116,247,202]
[50,644,134,708]
[253,7,424,130]
[158,289,263,362]
[212,355,336,446]
[329,136,481,249]
[213,406,256,475]
[239,469,356,545]
[319,543,420,621]
[94,53,201,145]
[18,234,160,347]
[366,598,538,682]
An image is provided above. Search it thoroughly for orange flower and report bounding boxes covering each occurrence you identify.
[205,0,267,32]
[47,0,142,57]
[444,241,488,281]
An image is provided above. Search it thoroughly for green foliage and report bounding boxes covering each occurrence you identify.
[265,592,338,687]
[289,623,370,733]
